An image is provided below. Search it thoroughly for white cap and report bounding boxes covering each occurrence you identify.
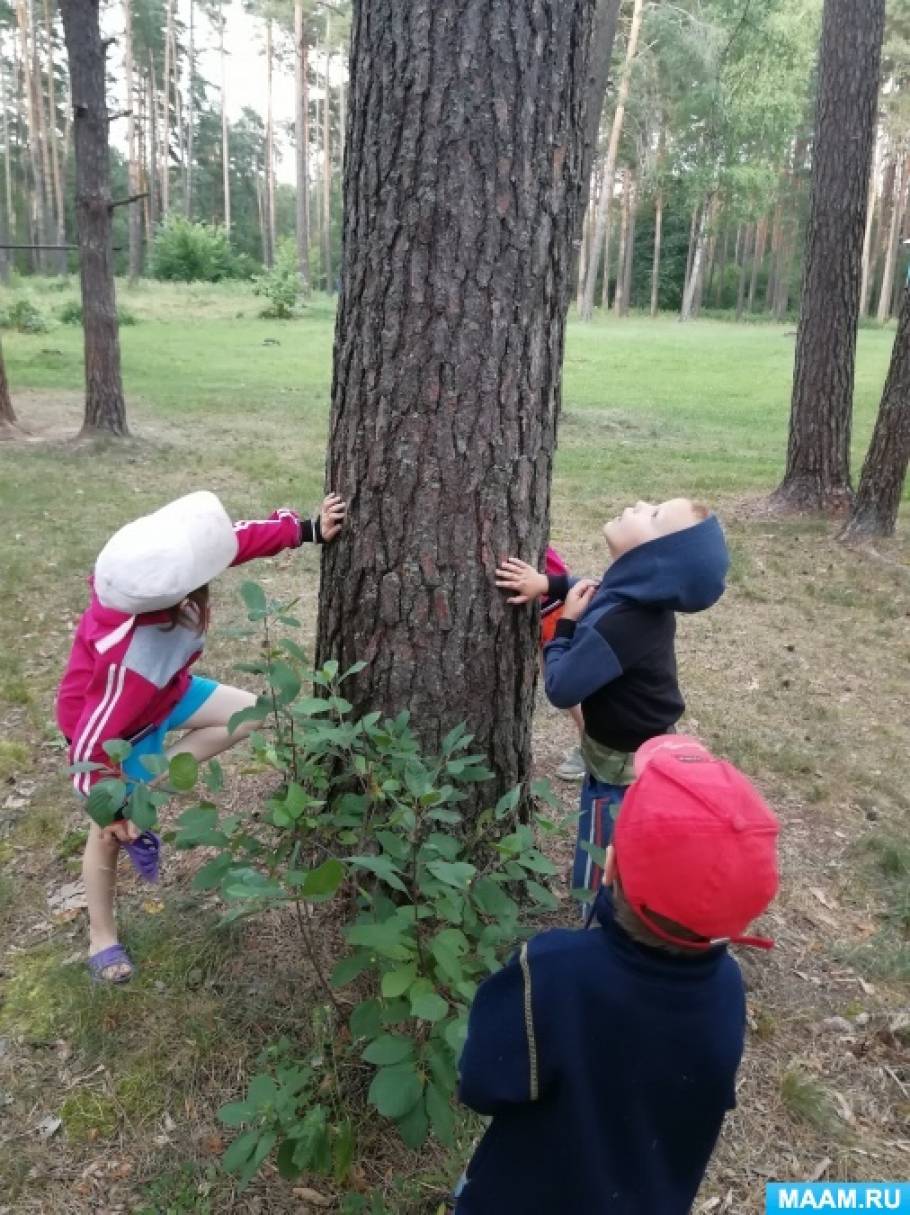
[94,491,238,614]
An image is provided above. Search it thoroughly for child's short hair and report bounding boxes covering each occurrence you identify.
[611,878,705,956]
[690,500,710,521]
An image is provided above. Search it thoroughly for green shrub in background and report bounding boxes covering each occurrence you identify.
[151,217,237,284]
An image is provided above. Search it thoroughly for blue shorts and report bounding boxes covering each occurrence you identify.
[121,676,219,785]
[572,775,628,897]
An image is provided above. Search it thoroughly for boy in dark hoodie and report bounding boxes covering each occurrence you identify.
[454,735,780,1215]
[496,497,729,897]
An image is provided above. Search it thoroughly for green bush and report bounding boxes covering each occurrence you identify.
[1,298,48,333]
[151,217,236,283]
[58,300,137,326]
[253,239,303,319]
[75,582,563,1188]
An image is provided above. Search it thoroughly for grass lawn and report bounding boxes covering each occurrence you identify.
[0,279,907,1213]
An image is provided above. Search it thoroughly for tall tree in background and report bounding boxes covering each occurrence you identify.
[580,0,644,320]
[774,0,885,512]
[60,0,129,437]
[841,283,910,539]
[184,0,195,216]
[293,0,309,284]
[123,0,142,281]
[317,0,595,809]
[43,0,66,273]
[16,0,51,267]
[320,14,331,291]
[219,0,230,231]
[0,335,19,435]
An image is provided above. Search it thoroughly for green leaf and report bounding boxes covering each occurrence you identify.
[526,879,559,909]
[341,660,368,680]
[239,1129,277,1185]
[350,999,382,1039]
[222,1129,259,1173]
[426,860,476,889]
[125,784,157,831]
[247,1074,278,1108]
[441,722,471,755]
[494,785,521,819]
[331,951,372,988]
[228,699,272,735]
[269,659,301,705]
[204,758,224,792]
[222,870,285,902]
[410,990,448,1023]
[276,1137,301,1181]
[218,1101,252,1128]
[84,779,126,828]
[427,807,463,825]
[302,858,345,900]
[395,1094,429,1150]
[332,1118,356,1183]
[426,1080,454,1145]
[531,776,560,809]
[169,752,199,792]
[375,830,410,862]
[68,760,105,774]
[349,854,408,894]
[578,840,607,868]
[516,850,559,876]
[443,1015,469,1055]
[279,637,309,663]
[102,738,132,763]
[367,1062,423,1118]
[240,581,267,616]
[192,853,236,891]
[321,658,339,682]
[362,1034,415,1066]
[346,920,414,962]
[381,964,417,998]
[472,876,518,920]
[291,696,332,717]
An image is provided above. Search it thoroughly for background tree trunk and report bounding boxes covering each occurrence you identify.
[60,0,129,437]
[162,0,172,214]
[580,0,644,320]
[650,186,662,316]
[736,222,752,320]
[859,156,878,316]
[294,0,310,286]
[612,165,629,314]
[0,49,15,283]
[748,214,768,313]
[123,0,142,282]
[43,0,66,274]
[264,17,275,267]
[147,55,159,227]
[877,158,907,324]
[184,0,195,218]
[841,283,910,538]
[17,0,51,269]
[0,336,19,434]
[773,0,885,512]
[316,0,595,809]
[579,0,622,207]
[220,0,230,232]
[321,30,332,293]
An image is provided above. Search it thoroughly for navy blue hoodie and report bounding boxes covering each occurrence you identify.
[456,891,746,1214]
[544,516,729,752]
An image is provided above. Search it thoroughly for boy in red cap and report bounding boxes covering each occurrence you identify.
[455,736,779,1215]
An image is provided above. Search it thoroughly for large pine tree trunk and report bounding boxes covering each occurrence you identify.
[294,0,310,287]
[316,0,595,809]
[220,1,230,233]
[841,284,910,538]
[17,0,51,270]
[60,0,129,437]
[123,0,142,283]
[0,335,19,436]
[321,32,333,293]
[774,0,885,512]
[580,0,643,320]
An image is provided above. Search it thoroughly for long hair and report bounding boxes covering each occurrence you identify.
[161,585,210,635]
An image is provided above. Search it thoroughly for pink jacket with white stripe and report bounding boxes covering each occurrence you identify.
[57,509,311,795]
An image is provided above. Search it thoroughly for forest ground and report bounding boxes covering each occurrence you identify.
[0,280,907,1213]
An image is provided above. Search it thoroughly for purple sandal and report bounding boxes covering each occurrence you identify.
[123,831,161,883]
[88,943,134,984]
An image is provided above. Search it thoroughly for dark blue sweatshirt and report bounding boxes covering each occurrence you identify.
[544,516,729,752]
[456,891,746,1215]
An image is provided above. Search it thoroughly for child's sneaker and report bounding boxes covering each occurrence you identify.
[556,747,586,781]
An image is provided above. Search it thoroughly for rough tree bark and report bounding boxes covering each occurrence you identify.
[321,25,333,293]
[60,0,129,437]
[316,0,595,809]
[580,0,643,319]
[123,0,142,282]
[841,284,910,539]
[773,0,885,512]
[0,336,20,436]
[294,0,310,286]
[0,48,14,283]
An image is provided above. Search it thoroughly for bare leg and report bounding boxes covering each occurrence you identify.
[83,823,131,980]
[567,704,584,739]
[166,683,259,766]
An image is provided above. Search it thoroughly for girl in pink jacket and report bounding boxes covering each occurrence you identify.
[56,490,346,983]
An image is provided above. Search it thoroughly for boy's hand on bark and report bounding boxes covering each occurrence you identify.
[495,557,549,605]
[563,578,599,621]
[320,493,347,542]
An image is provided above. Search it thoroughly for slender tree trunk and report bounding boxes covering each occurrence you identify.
[264,17,275,267]
[765,202,782,311]
[612,166,629,314]
[580,0,644,319]
[184,0,194,217]
[736,222,752,320]
[576,200,590,313]
[681,199,710,321]
[317,0,595,809]
[16,0,51,269]
[683,203,698,300]
[60,0,129,437]
[321,29,332,293]
[294,0,310,285]
[147,57,159,228]
[621,171,636,315]
[774,0,885,512]
[123,0,141,282]
[34,1,54,239]
[0,49,14,283]
[162,0,172,214]
[650,187,662,317]
[220,1,230,233]
[256,163,268,266]
[859,153,878,316]
[748,214,768,313]
[579,0,622,212]
[139,71,151,240]
[714,224,729,308]
[841,283,910,538]
[693,199,713,319]
[877,158,907,324]
[43,0,66,273]
[0,336,19,435]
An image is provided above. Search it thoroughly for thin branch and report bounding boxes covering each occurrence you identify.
[106,109,130,123]
[109,191,149,210]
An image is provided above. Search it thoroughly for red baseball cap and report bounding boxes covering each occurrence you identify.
[614,736,780,950]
